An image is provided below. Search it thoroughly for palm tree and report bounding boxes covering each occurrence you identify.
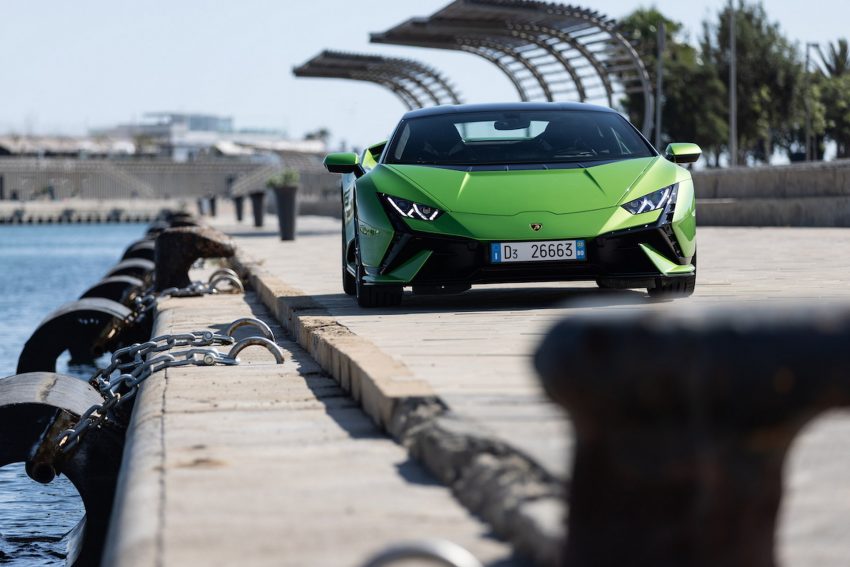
[822,39,849,77]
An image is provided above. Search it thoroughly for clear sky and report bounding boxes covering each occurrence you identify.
[1,0,847,148]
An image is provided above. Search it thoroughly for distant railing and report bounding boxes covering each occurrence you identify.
[0,157,339,204]
[0,159,156,200]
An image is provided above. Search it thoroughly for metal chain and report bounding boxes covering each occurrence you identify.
[58,317,281,453]
[88,330,235,392]
[128,270,244,325]
[54,268,250,452]
[159,270,244,298]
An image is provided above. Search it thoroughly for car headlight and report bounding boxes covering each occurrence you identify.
[621,184,678,215]
[384,195,443,221]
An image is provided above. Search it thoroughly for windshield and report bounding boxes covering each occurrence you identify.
[385,109,654,166]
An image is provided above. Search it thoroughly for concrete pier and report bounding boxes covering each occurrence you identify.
[103,278,516,566]
[207,214,850,566]
[66,211,850,567]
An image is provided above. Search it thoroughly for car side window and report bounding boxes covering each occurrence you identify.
[393,124,410,162]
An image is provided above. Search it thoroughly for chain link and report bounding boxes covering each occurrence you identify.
[129,270,244,326]
[159,270,244,299]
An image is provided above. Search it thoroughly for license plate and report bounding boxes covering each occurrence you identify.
[490,240,586,263]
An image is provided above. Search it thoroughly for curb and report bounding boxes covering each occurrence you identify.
[231,249,565,566]
[101,300,178,567]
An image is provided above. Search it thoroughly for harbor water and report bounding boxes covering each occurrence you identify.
[0,224,146,565]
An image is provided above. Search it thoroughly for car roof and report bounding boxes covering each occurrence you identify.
[401,102,618,120]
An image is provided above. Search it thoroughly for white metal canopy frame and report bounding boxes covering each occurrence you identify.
[292,50,463,110]
[370,0,654,136]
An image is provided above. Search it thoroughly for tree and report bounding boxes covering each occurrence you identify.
[619,9,727,163]
[701,1,818,163]
[822,39,850,77]
[818,39,850,158]
[304,128,331,145]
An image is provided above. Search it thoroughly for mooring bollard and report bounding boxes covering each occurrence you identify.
[249,190,266,228]
[272,185,298,240]
[154,226,235,291]
[208,195,218,217]
[233,194,245,222]
[534,305,850,567]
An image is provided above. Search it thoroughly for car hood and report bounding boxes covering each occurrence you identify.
[381,157,660,216]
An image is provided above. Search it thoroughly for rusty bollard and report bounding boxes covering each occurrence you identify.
[249,190,266,228]
[154,226,235,291]
[233,195,245,222]
[534,305,850,567]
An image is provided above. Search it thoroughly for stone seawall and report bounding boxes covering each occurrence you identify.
[693,160,850,226]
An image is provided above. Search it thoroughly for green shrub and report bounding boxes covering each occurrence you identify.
[266,168,300,188]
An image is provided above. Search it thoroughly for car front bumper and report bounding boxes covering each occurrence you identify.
[363,223,695,288]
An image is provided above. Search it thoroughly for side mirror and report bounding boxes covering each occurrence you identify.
[324,152,363,176]
[665,143,702,164]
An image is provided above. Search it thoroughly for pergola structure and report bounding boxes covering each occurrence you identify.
[292,50,462,110]
[370,0,654,135]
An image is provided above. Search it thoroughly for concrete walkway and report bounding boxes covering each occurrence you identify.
[214,214,850,566]
[104,289,517,566]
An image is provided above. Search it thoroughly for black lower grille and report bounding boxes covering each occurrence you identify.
[379,225,687,286]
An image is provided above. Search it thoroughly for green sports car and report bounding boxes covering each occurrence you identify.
[324,103,699,307]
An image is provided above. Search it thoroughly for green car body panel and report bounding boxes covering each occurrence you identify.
[326,102,699,296]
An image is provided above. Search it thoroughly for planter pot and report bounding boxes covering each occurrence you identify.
[272,185,299,240]
[233,195,244,222]
[249,191,266,228]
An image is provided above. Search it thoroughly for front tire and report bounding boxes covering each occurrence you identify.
[353,225,402,308]
[355,265,403,308]
[647,251,697,298]
[342,233,356,296]
[647,275,696,298]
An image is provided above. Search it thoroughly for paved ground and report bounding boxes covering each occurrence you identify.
[214,214,850,566]
[106,289,517,567]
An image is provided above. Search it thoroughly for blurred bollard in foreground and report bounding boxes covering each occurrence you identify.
[233,195,245,222]
[249,190,266,228]
[535,304,850,567]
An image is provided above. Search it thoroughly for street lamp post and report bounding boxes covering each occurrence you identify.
[805,42,820,161]
[655,22,666,150]
[729,1,737,167]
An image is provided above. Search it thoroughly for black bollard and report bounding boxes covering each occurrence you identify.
[249,190,266,228]
[208,195,217,217]
[535,304,850,567]
[196,197,205,217]
[154,226,235,291]
[272,185,298,240]
[233,195,245,222]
